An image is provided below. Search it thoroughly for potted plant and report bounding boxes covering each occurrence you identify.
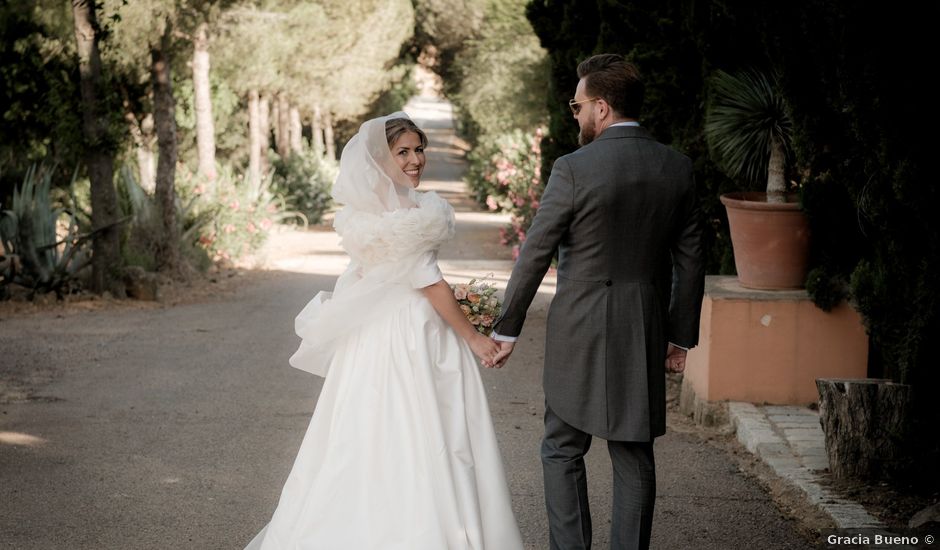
[705,69,810,290]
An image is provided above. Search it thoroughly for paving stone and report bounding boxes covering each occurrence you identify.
[785,433,825,443]
[763,406,815,416]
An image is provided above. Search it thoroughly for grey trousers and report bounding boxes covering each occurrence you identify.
[541,405,656,550]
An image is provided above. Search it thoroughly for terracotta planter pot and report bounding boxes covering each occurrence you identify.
[720,191,810,290]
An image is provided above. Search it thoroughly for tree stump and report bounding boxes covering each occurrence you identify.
[816,378,914,481]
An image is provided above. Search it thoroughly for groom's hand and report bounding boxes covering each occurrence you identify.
[665,343,687,373]
[491,341,515,369]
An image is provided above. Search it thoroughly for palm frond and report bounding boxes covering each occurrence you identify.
[705,70,793,189]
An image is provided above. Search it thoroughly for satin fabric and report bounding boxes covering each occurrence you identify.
[245,289,525,549]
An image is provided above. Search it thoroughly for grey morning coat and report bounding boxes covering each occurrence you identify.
[493,125,705,442]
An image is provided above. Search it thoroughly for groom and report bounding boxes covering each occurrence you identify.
[491,54,705,550]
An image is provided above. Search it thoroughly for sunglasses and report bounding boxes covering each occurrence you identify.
[568,97,600,115]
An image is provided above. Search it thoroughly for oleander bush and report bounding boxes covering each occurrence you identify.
[464,127,544,258]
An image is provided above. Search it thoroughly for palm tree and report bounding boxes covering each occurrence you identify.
[705,70,793,199]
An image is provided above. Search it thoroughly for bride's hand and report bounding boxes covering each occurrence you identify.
[469,333,500,367]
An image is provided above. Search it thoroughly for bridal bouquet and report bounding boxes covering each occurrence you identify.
[451,276,501,335]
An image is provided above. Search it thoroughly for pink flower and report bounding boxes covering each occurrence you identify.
[486,195,498,211]
[260,218,273,229]
[479,314,495,327]
[467,293,481,304]
[229,200,240,211]
[223,224,236,234]
[247,222,257,234]
[460,304,472,315]
[454,285,469,300]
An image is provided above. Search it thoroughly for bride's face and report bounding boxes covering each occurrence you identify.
[390,131,426,187]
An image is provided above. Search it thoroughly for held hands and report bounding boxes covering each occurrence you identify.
[665,343,687,373]
[468,335,515,369]
[469,334,501,368]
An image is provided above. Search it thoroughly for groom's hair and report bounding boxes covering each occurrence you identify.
[385,118,429,148]
[577,54,644,119]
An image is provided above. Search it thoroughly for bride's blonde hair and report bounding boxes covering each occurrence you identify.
[385,118,428,148]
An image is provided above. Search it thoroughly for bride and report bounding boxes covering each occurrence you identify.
[244,112,525,550]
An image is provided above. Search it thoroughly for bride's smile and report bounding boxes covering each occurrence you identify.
[391,130,426,187]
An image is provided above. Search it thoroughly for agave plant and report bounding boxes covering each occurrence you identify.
[0,165,93,299]
[705,70,793,197]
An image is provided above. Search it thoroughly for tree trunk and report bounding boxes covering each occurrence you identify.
[192,21,216,181]
[766,135,786,202]
[151,24,181,275]
[127,112,156,192]
[71,0,125,297]
[816,378,915,482]
[248,89,261,188]
[289,105,303,154]
[323,110,335,160]
[259,94,271,178]
[312,104,324,155]
[276,92,290,158]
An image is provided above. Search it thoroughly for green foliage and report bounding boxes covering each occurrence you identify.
[704,70,792,188]
[270,149,337,226]
[216,0,415,123]
[174,71,248,170]
[0,3,87,199]
[451,0,549,139]
[0,166,92,298]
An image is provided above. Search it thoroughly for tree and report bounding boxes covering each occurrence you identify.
[451,0,549,138]
[101,0,193,274]
[150,21,182,274]
[192,20,217,180]
[71,0,126,296]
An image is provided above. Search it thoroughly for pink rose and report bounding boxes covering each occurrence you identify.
[479,314,495,327]
[454,285,469,300]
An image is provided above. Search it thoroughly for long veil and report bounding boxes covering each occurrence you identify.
[287,112,452,377]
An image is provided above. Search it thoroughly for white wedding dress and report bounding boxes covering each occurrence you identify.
[245,113,524,550]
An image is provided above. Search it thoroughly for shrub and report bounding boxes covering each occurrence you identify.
[270,149,337,226]
[178,165,300,264]
[113,166,214,273]
[465,127,545,258]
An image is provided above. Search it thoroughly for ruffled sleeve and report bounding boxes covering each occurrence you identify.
[410,250,444,289]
